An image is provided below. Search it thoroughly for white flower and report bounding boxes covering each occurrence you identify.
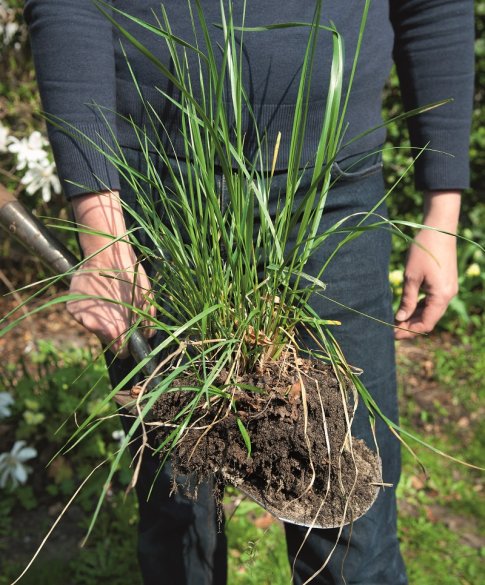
[21,159,61,202]
[465,263,480,278]
[389,269,404,287]
[7,131,49,171]
[112,429,126,444]
[0,392,14,418]
[1,20,18,44]
[0,122,9,153]
[0,440,37,489]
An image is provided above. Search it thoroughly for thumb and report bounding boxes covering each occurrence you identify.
[395,275,421,322]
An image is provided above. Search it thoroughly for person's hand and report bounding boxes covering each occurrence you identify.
[67,242,156,357]
[394,229,458,339]
[394,191,461,340]
[66,190,156,357]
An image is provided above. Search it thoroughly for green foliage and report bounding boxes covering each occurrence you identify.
[70,493,139,585]
[434,326,485,410]
[225,492,290,584]
[92,0,366,371]
[0,342,129,506]
[0,343,142,584]
[399,514,484,585]
[395,327,484,585]
[0,0,37,131]
[0,497,14,549]
[0,491,141,585]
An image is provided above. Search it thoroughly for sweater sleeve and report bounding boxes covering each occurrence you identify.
[24,0,120,199]
[390,0,474,191]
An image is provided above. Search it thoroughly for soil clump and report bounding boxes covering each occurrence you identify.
[152,357,381,528]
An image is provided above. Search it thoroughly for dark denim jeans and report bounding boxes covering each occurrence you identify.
[109,150,408,585]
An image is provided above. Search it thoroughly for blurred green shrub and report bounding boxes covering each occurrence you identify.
[0,341,130,510]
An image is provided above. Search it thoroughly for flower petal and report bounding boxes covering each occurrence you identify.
[14,463,28,484]
[17,447,37,462]
[0,468,11,488]
[11,440,26,456]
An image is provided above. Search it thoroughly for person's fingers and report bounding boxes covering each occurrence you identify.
[394,293,449,340]
[67,259,156,355]
[394,300,425,340]
[68,302,130,357]
[418,294,449,331]
[142,317,157,339]
[112,339,131,359]
[395,272,421,324]
[126,288,156,339]
[394,223,459,340]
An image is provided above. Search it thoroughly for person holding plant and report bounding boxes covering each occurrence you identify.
[23,1,474,584]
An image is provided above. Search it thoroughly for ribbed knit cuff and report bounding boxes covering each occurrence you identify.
[47,120,121,199]
[412,128,471,192]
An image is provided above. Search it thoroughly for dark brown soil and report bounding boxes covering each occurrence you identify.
[153,357,382,528]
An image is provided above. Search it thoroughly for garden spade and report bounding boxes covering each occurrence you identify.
[0,184,381,529]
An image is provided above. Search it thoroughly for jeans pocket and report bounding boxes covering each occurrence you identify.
[331,154,383,183]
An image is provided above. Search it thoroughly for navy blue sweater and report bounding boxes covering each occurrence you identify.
[24,0,474,199]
